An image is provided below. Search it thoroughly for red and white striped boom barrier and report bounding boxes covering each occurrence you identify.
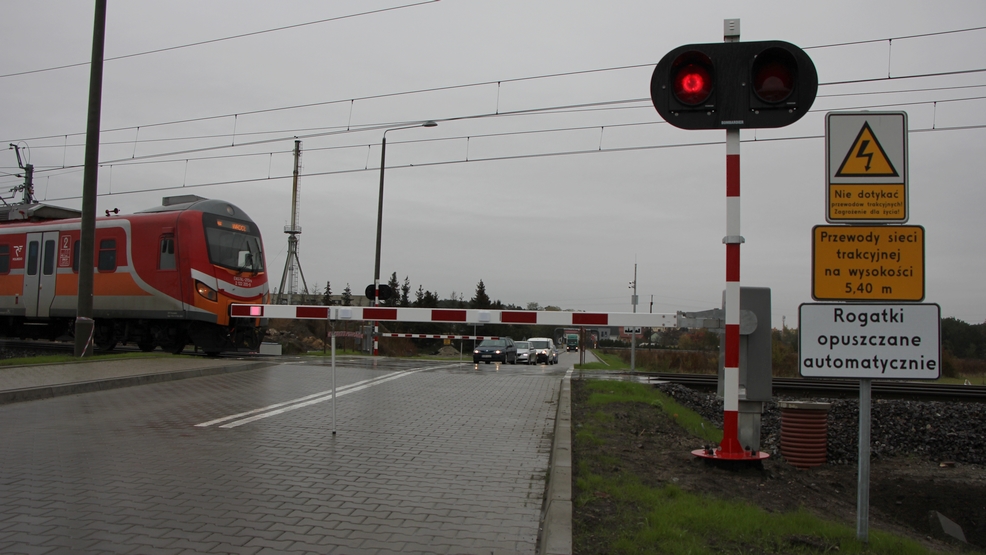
[231,304,676,328]
[381,334,500,340]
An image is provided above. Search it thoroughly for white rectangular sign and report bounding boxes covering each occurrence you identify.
[799,303,940,379]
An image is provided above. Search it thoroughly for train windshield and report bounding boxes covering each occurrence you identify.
[203,215,264,272]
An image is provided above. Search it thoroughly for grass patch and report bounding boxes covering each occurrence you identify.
[574,378,962,554]
[583,380,720,444]
[576,350,628,370]
[580,474,938,554]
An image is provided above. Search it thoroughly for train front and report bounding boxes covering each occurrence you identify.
[180,199,269,353]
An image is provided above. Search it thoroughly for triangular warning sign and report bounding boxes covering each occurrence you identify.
[836,122,899,177]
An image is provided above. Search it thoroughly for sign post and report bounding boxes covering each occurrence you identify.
[814,110,935,541]
[800,302,941,541]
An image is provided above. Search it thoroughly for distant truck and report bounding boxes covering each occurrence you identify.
[566,333,579,351]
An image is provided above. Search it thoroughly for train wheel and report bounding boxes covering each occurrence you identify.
[137,341,155,352]
[96,340,117,352]
[94,323,116,352]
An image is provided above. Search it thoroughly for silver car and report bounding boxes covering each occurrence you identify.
[515,341,536,365]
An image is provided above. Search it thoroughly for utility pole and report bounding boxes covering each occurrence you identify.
[74,0,106,358]
[629,263,638,371]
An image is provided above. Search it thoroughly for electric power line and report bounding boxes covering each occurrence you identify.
[6,25,985,146]
[0,1,440,80]
[34,121,985,205]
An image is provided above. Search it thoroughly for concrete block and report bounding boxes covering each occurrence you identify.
[929,510,967,544]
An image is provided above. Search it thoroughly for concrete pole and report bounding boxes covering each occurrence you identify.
[74,0,107,358]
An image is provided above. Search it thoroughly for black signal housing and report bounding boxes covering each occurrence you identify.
[651,40,818,130]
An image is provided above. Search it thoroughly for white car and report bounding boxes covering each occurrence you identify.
[527,337,557,364]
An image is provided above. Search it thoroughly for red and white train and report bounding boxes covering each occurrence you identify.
[0,195,269,354]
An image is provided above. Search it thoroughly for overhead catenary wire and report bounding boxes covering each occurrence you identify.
[32,120,986,205]
[22,88,985,176]
[16,79,986,155]
[4,20,984,195]
[0,1,441,80]
[6,23,986,146]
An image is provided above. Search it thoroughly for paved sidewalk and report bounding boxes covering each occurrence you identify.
[0,357,575,554]
[0,355,271,404]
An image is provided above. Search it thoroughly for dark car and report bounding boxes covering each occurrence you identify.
[473,338,517,364]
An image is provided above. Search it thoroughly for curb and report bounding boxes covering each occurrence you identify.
[540,368,573,555]
[0,360,272,405]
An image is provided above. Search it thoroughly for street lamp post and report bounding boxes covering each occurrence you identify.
[372,120,437,356]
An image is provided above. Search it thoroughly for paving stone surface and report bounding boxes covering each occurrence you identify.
[0,358,567,554]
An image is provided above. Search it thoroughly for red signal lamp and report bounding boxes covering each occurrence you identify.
[670,52,714,107]
[673,62,713,106]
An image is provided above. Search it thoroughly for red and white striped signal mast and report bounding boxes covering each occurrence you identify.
[650,19,817,461]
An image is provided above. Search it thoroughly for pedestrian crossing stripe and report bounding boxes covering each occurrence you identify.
[835,121,899,177]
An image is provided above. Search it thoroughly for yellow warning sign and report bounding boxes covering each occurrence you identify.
[835,122,899,177]
[828,183,906,221]
[827,112,907,223]
[812,225,924,301]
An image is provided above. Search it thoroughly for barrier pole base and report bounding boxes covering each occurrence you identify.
[691,447,770,462]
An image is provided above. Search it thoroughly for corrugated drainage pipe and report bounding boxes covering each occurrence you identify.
[779,401,831,469]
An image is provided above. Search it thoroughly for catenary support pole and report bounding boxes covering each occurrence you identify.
[74,0,107,358]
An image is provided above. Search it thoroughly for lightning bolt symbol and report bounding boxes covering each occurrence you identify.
[855,139,874,171]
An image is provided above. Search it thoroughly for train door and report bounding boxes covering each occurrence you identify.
[22,231,59,318]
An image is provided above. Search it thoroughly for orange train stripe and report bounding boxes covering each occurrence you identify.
[0,276,24,295]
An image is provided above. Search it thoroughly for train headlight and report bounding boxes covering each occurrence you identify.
[195,281,218,302]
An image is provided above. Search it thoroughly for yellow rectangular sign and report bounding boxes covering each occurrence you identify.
[812,225,924,301]
[828,184,906,221]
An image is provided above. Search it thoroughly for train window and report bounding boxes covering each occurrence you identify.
[73,240,80,272]
[203,215,264,272]
[0,245,8,274]
[159,236,175,270]
[27,241,39,276]
[43,240,56,275]
[97,239,117,271]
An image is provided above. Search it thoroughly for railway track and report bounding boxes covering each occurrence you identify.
[621,371,986,401]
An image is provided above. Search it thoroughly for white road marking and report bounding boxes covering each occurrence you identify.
[196,364,452,429]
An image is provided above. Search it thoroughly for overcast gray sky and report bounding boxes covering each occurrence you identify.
[2,0,985,327]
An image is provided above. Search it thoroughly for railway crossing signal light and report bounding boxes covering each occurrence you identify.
[365,283,392,301]
[651,40,817,130]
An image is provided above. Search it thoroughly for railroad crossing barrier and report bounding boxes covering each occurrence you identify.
[231,305,678,328]
[380,334,500,340]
